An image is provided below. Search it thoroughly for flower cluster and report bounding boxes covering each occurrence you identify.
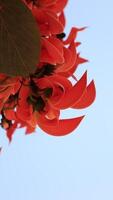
[0,0,96,141]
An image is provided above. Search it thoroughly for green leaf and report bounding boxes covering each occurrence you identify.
[0,0,41,76]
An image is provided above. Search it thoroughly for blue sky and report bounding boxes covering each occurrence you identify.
[0,0,113,199]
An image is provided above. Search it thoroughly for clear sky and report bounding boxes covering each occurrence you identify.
[0,0,113,200]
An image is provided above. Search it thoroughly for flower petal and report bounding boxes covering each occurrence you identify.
[63,27,86,45]
[58,53,88,78]
[41,38,64,64]
[56,42,77,73]
[6,122,17,142]
[52,71,87,109]
[72,80,96,109]
[4,109,17,121]
[58,12,66,27]
[38,116,84,136]
[47,0,68,13]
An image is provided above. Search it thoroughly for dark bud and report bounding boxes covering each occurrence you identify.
[44,88,53,98]
[56,32,66,39]
[29,79,39,94]
[33,64,56,78]
[27,95,45,112]
[34,96,45,112]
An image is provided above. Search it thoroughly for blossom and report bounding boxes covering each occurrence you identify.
[0,0,96,142]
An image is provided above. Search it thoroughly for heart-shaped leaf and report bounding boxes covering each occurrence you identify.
[0,0,41,76]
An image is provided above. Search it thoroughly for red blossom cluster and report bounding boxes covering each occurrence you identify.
[0,0,96,141]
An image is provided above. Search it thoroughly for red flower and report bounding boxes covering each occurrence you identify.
[0,0,96,142]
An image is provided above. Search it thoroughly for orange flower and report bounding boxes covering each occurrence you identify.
[0,0,96,142]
